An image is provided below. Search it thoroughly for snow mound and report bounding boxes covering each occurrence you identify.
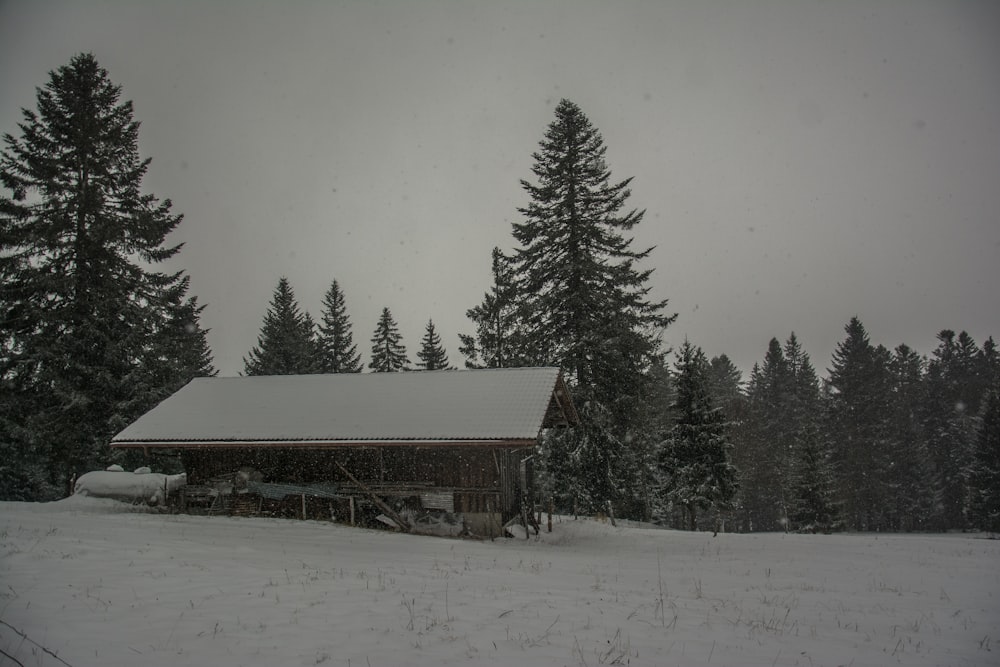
[74,470,186,506]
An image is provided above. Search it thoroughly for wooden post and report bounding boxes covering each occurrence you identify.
[301,494,307,521]
[486,499,494,541]
[548,497,553,533]
[349,496,356,526]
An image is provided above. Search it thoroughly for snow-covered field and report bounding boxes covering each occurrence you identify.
[1,498,997,667]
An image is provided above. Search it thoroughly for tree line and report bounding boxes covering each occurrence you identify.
[705,324,998,533]
[241,276,452,375]
[2,55,997,534]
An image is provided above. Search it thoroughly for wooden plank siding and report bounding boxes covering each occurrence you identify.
[179,445,534,521]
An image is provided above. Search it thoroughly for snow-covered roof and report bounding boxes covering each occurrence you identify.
[111,367,577,448]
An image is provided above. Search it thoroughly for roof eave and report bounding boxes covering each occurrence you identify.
[110,438,540,450]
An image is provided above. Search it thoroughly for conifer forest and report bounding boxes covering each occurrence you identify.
[2,54,998,535]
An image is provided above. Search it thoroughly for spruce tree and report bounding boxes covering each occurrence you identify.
[707,354,747,518]
[784,333,820,414]
[536,419,586,515]
[787,436,840,533]
[142,278,216,399]
[825,318,894,531]
[769,334,837,532]
[369,307,409,372]
[732,362,764,531]
[0,53,213,499]
[734,334,836,533]
[511,99,674,396]
[509,99,675,519]
[706,354,744,423]
[884,344,936,530]
[243,277,320,376]
[783,334,837,532]
[658,341,738,531]
[736,338,797,531]
[956,331,987,415]
[923,330,982,529]
[968,386,1000,532]
[317,279,362,373]
[459,248,521,369]
[760,338,796,527]
[416,319,452,370]
[979,337,1000,389]
[629,357,677,520]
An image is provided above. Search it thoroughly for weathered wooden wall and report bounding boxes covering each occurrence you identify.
[179,445,534,521]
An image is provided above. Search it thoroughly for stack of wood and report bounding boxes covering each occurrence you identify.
[228,494,260,517]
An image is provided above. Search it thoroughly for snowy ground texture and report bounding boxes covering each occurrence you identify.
[1,498,997,667]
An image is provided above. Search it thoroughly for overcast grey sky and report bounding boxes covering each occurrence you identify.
[2,0,998,379]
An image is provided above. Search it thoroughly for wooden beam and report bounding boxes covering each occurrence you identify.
[335,462,411,533]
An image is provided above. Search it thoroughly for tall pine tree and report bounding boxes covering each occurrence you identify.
[883,344,936,530]
[0,53,213,499]
[511,99,673,396]
[783,334,839,532]
[706,353,748,524]
[243,277,320,376]
[746,338,795,530]
[416,319,452,370]
[369,307,409,372]
[510,99,675,518]
[923,330,983,529]
[317,279,362,373]
[826,318,894,531]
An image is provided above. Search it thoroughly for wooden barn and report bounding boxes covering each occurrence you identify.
[110,367,577,535]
